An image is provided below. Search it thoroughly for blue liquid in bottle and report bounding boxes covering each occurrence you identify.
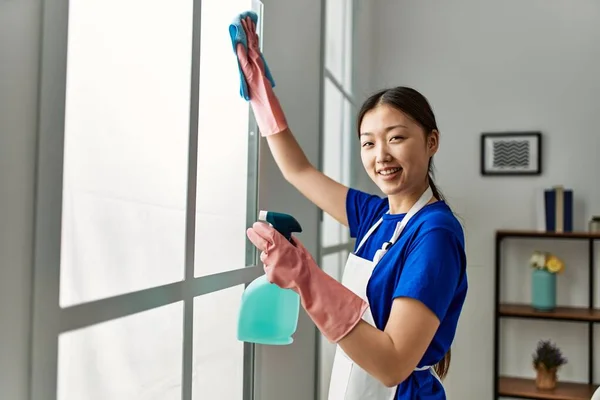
[237,211,302,345]
[237,275,300,345]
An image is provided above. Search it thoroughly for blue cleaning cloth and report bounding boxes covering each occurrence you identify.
[229,11,276,101]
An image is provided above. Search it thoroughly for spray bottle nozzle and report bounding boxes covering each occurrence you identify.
[258,210,302,242]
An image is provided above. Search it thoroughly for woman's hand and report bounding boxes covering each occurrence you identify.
[236,18,267,94]
[246,221,368,343]
[236,17,288,136]
[246,221,311,291]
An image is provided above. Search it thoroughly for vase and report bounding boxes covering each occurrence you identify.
[535,366,557,389]
[531,269,556,311]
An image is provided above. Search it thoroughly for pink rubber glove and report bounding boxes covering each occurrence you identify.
[246,221,368,343]
[236,17,288,136]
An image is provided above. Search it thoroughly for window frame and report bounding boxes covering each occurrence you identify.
[317,0,359,279]
[30,0,262,399]
[315,0,359,399]
[320,0,359,213]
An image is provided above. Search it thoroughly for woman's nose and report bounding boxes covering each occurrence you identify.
[376,144,392,163]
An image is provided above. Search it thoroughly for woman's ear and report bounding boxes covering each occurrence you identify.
[428,129,440,155]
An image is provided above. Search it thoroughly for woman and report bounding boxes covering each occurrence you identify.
[236,16,468,400]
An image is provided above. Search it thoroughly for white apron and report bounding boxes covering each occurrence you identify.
[327,186,442,400]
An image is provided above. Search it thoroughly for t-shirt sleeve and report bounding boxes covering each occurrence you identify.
[393,228,465,321]
[345,188,385,238]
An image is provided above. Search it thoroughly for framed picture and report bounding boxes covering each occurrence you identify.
[480,131,542,176]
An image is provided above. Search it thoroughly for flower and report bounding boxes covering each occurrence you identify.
[529,251,565,274]
[529,251,547,269]
[545,255,565,274]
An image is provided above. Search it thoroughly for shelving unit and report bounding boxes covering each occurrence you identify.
[494,230,600,399]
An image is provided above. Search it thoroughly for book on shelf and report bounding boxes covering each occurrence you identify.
[536,185,573,233]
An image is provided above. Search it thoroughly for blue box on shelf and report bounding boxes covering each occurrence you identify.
[543,185,573,232]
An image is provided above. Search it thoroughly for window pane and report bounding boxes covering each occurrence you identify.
[325,0,345,85]
[342,97,354,189]
[342,0,353,91]
[322,78,351,247]
[323,78,343,183]
[325,0,353,92]
[322,251,347,282]
[195,0,259,276]
[57,302,183,400]
[192,285,245,399]
[322,78,342,247]
[321,212,342,247]
[59,0,193,307]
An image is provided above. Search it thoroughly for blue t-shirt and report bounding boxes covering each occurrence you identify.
[346,188,468,399]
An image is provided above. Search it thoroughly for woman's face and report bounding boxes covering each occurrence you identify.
[359,103,438,197]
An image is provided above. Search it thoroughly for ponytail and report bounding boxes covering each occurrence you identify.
[429,166,451,380]
[428,173,443,201]
[427,156,445,202]
[434,349,451,380]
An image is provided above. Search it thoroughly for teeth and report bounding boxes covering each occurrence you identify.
[379,167,401,176]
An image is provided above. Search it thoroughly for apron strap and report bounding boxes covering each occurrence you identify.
[354,215,385,253]
[370,186,434,264]
[386,186,433,248]
[355,186,433,254]
[414,365,443,386]
[413,365,433,371]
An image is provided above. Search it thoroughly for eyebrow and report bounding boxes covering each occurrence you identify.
[360,124,409,136]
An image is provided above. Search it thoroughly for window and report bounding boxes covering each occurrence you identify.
[321,78,353,248]
[325,0,354,91]
[319,0,356,278]
[31,1,264,399]
[318,0,357,398]
[57,302,185,399]
[58,0,194,307]
[320,0,356,252]
[196,0,262,278]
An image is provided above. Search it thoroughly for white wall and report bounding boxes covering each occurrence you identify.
[254,0,321,398]
[0,1,42,399]
[362,0,600,398]
[0,0,321,399]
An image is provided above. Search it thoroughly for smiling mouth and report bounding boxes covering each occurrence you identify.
[378,167,402,177]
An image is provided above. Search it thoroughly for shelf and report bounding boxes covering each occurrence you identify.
[499,303,600,322]
[495,229,599,399]
[497,230,600,240]
[499,376,598,399]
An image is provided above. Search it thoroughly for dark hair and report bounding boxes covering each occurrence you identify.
[356,86,444,202]
[356,86,451,380]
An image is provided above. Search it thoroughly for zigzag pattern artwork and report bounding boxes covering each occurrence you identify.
[492,140,530,167]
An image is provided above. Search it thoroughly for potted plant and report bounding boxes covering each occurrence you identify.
[532,340,567,389]
[529,251,565,311]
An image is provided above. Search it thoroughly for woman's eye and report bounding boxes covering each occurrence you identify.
[391,136,404,141]
[361,142,373,147]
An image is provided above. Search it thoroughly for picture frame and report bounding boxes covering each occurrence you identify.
[480,131,542,176]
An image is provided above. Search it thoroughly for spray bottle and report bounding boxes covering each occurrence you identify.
[237,210,302,345]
